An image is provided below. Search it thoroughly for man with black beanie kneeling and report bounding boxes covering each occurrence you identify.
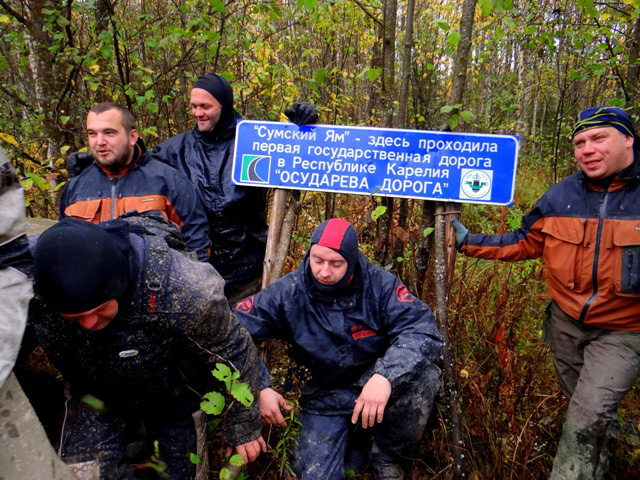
[234,218,444,480]
[30,218,265,479]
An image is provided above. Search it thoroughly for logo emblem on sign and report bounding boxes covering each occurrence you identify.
[241,155,271,184]
[459,169,492,200]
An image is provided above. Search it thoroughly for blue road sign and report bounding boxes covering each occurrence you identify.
[233,121,519,206]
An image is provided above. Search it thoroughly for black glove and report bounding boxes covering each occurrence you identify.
[284,101,318,126]
[450,218,469,250]
[0,162,19,191]
[67,152,94,178]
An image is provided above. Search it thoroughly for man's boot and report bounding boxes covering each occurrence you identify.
[371,461,405,480]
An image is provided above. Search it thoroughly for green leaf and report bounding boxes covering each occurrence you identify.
[440,105,455,113]
[212,363,234,390]
[478,0,493,17]
[460,110,476,123]
[229,454,245,467]
[304,0,318,9]
[60,116,71,125]
[448,114,459,130]
[190,453,201,465]
[371,205,387,221]
[367,68,382,82]
[503,17,516,29]
[220,468,231,480]
[80,394,107,412]
[208,0,226,13]
[314,68,328,84]
[435,19,449,31]
[200,391,225,415]
[447,31,461,49]
[230,381,254,407]
[25,172,48,191]
[423,227,434,237]
[524,26,536,35]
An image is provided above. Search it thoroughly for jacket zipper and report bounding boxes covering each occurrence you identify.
[111,177,117,219]
[578,187,609,323]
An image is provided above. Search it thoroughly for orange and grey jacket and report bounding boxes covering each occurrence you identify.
[59,148,211,262]
[461,159,640,331]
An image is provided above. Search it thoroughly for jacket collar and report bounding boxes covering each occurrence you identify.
[579,148,640,192]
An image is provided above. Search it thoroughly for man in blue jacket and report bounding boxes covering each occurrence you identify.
[60,103,211,262]
[234,218,443,479]
[153,73,317,301]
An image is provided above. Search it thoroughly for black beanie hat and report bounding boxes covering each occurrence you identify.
[34,219,132,314]
[192,73,234,130]
[307,218,360,292]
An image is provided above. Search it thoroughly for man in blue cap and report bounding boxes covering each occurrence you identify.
[153,73,318,302]
[450,106,640,479]
[234,218,443,479]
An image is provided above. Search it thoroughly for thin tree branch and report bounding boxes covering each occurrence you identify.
[0,0,30,27]
[351,0,383,28]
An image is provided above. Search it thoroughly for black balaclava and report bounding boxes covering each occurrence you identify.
[192,72,236,134]
[305,218,360,294]
[34,218,135,314]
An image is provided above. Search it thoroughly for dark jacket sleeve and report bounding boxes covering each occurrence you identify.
[233,284,290,389]
[58,182,70,220]
[373,274,444,386]
[163,168,211,262]
[171,257,262,446]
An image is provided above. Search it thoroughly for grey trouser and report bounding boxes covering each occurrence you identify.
[545,301,640,480]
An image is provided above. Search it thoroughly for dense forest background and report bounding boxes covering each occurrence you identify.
[1,0,639,478]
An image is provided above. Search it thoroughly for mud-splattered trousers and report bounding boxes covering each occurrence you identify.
[458,157,640,480]
[291,363,440,480]
[545,301,640,480]
[235,252,443,478]
[30,230,262,479]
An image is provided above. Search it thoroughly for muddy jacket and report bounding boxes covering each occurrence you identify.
[461,156,640,331]
[153,115,267,286]
[29,230,262,446]
[235,253,443,411]
[59,147,211,262]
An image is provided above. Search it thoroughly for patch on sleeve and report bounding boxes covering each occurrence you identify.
[395,284,413,302]
[235,296,254,314]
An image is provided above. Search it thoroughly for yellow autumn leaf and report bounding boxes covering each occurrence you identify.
[460,369,469,379]
[0,15,9,24]
[89,64,100,74]
[0,133,18,146]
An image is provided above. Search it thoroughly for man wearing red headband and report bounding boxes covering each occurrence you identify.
[235,218,443,480]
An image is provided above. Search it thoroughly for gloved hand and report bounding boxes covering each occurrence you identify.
[450,218,468,250]
[284,101,318,126]
[67,152,94,178]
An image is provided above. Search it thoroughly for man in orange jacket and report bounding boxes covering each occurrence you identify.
[451,106,640,479]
